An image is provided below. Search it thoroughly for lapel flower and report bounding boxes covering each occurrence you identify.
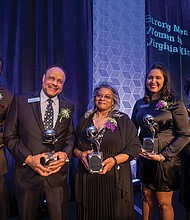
[155,100,170,110]
[58,108,71,122]
[105,117,117,132]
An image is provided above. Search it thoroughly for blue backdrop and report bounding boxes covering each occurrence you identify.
[146,0,190,101]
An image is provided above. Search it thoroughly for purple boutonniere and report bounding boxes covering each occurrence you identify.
[155,100,170,110]
[105,118,117,132]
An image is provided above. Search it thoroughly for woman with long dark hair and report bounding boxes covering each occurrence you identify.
[132,62,190,220]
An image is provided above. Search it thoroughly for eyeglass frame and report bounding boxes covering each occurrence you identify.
[95,93,113,100]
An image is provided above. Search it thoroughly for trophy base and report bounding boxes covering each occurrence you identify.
[143,137,158,154]
[143,137,155,154]
[40,152,59,166]
[88,152,103,173]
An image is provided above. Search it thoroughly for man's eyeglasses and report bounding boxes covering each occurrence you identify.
[96,94,113,100]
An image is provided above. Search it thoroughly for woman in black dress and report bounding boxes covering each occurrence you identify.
[74,82,141,220]
[131,62,190,220]
[178,78,190,220]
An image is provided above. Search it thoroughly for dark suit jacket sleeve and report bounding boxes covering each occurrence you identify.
[61,104,75,158]
[3,95,32,164]
[0,87,13,147]
[161,98,190,158]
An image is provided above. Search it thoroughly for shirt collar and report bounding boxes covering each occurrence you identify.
[40,89,58,104]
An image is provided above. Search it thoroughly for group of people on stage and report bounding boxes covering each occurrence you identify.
[1,56,190,220]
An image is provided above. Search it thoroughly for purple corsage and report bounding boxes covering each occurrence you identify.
[155,100,170,110]
[105,118,117,132]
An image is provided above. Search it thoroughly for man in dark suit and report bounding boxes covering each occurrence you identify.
[0,57,13,220]
[3,66,75,220]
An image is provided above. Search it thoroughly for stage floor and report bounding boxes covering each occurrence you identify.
[8,190,185,220]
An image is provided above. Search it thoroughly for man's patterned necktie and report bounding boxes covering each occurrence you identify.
[44,99,54,130]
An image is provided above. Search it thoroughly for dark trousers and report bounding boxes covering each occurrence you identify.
[0,175,7,220]
[16,178,69,220]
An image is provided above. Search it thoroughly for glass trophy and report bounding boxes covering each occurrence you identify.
[143,137,154,154]
[143,114,157,154]
[86,126,103,173]
[41,129,59,166]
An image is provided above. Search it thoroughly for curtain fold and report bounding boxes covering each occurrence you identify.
[0,0,92,217]
[0,0,93,116]
[146,0,190,99]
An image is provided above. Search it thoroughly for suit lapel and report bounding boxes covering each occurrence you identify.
[30,92,44,132]
[54,97,67,130]
[29,94,68,132]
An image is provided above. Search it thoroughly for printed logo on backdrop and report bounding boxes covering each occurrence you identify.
[146,14,190,56]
